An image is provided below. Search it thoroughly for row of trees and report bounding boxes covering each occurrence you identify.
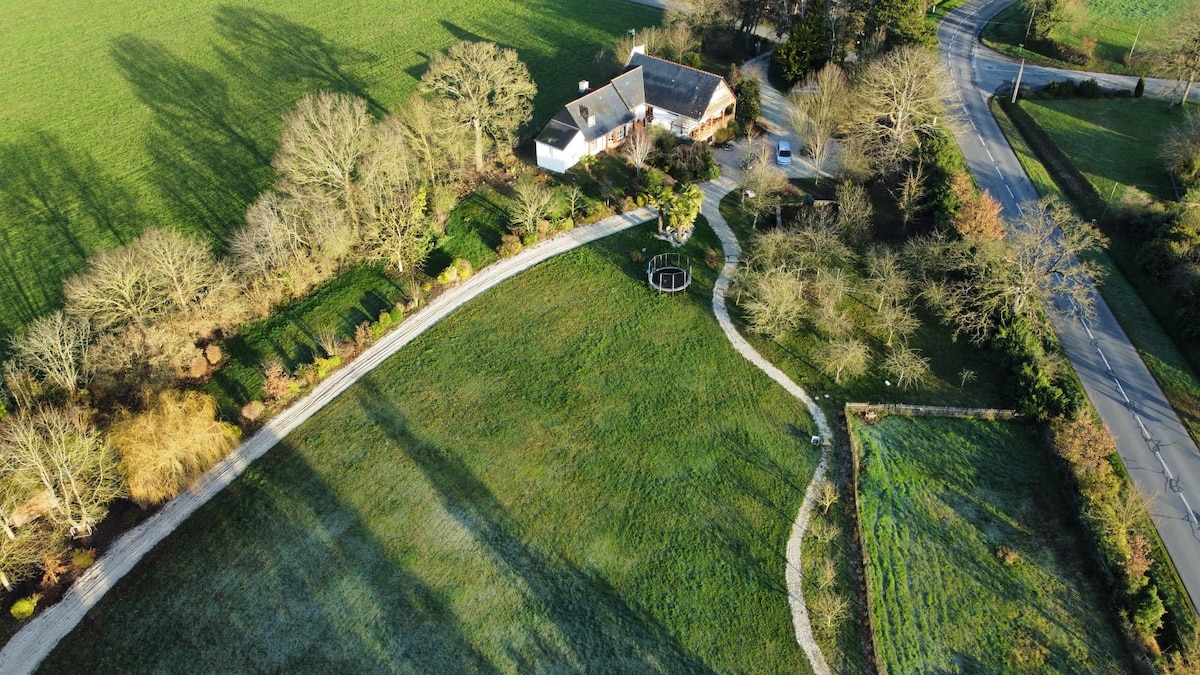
[0,40,539,594]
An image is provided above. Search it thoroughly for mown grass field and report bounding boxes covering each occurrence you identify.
[851,415,1132,673]
[1020,97,1177,203]
[0,0,661,338]
[982,0,1190,72]
[40,221,821,672]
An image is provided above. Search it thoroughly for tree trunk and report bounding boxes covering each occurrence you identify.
[473,118,485,172]
[1182,72,1196,107]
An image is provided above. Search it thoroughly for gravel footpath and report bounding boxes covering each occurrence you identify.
[0,208,655,675]
[700,173,833,675]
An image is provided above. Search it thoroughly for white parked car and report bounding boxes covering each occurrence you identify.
[776,141,792,166]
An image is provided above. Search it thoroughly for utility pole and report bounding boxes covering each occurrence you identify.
[1012,44,1026,103]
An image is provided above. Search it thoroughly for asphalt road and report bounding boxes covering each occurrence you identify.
[941,0,1200,612]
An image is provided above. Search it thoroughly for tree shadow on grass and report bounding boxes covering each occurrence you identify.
[352,376,715,672]
[111,35,275,242]
[213,6,384,115]
[41,439,498,672]
[0,132,144,337]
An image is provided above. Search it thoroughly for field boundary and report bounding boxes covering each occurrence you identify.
[843,411,883,674]
[843,402,1019,419]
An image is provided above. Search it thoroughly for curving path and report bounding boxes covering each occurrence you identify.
[0,208,655,675]
[700,165,834,674]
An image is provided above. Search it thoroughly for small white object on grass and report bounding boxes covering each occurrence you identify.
[885,380,892,387]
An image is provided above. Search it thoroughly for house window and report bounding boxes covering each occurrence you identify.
[616,126,626,140]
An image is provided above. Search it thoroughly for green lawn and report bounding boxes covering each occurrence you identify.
[0,0,662,339]
[1019,97,1177,203]
[982,0,1190,73]
[852,415,1132,673]
[39,221,821,672]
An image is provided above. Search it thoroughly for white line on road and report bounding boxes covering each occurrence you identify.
[1114,377,1131,403]
[1097,346,1111,371]
[1137,414,1152,441]
[1182,494,1196,525]
[1004,183,1015,199]
[1156,450,1176,481]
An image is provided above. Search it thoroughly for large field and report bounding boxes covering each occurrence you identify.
[38,222,821,672]
[982,0,1191,72]
[0,0,661,338]
[852,414,1131,673]
[1019,97,1177,203]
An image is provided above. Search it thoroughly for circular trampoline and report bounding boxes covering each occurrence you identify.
[646,252,692,295]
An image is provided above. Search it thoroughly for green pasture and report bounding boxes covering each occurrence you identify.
[41,221,821,672]
[0,0,661,338]
[982,0,1190,72]
[852,415,1132,673]
[1020,97,1176,203]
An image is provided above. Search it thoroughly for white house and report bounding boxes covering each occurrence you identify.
[535,49,736,173]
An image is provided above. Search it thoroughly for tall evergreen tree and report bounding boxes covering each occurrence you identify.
[866,0,935,50]
[773,0,832,84]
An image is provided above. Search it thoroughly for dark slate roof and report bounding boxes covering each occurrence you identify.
[610,67,645,109]
[627,52,725,120]
[535,118,580,150]
[554,83,636,142]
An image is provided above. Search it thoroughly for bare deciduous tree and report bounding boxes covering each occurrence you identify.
[1154,6,1200,106]
[736,268,806,339]
[788,62,847,171]
[508,175,555,235]
[875,302,920,347]
[9,312,91,397]
[421,41,537,172]
[64,246,168,331]
[835,180,873,246]
[851,47,949,173]
[885,344,930,389]
[1160,111,1200,187]
[0,407,124,537]
[274,91,374,238]
[624,126,655,177]
[108,390,240,507]
[893,163,926,228]
[742,156,789,227]
[908,196,1105,342]
[820,338,870,383]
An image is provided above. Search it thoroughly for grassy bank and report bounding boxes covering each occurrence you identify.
[0,0,662,336]
[40,221,821,672]
[852,414,1133,672]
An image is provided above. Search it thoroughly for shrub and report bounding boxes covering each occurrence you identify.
[10,594,40,620]
[1040,79,1078,99]
[240,400,265,422]
[261,362,297,403]
[1076,78,1102,99]
[71,548,96,570]
[453,258,473,280]
[996,546,1020,565]
[436,265,459,285]
[1133,585,1166,640]
[680,52,701,68]
[204,343,223,365]
[497,234,523,258]
[1134,77,1145,98]
[314,355,342,380]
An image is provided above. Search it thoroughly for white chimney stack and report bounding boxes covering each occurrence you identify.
[578,80,589,94]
